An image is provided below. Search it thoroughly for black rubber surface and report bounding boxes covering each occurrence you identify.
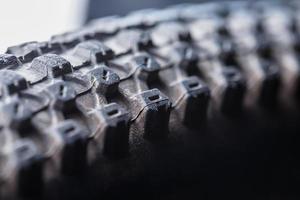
[1,1,300,199]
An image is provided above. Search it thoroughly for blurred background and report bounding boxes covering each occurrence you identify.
[0,0,214,52]
[86,0,215,20]
[0,0,86,51]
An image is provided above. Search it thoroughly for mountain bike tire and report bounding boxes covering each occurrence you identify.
[1,1,300,199]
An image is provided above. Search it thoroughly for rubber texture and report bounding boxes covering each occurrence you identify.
[1,1,300,199]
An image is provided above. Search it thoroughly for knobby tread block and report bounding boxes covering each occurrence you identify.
[1,1,300,199]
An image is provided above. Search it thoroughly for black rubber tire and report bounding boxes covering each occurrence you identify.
[1,1,300,199]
